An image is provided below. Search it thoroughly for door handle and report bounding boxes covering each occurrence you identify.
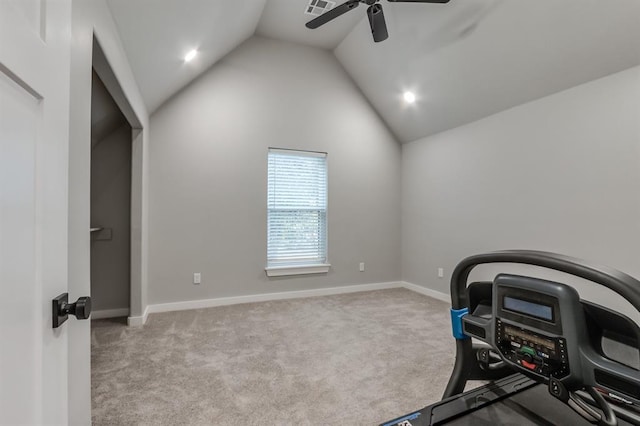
[52,293,92,328]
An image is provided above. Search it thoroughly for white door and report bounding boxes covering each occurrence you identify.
[0,1,75,424]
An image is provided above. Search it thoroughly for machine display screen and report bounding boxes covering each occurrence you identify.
[503,296,553,321]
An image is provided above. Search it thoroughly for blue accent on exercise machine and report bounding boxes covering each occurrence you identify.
[450,307,469,340]
[381,411,421,426]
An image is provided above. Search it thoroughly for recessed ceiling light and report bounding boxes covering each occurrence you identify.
[184,49,198,62]
[403,91,416,104]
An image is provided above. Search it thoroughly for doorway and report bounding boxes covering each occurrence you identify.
[88,36,145,324]
[90,69,132,319]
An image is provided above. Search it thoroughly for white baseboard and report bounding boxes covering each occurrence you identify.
[127,306,149,327]
[401,281,451,303]
[147,281,403,315]
[91,308,130,320]
[129,281,450,324]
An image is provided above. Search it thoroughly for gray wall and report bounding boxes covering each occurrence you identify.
[402,66,640,320]
[91,122,132,312]
[148,36,401,304]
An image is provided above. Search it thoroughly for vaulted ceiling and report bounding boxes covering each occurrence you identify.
[107,0,640,143]
[91,70,127,147]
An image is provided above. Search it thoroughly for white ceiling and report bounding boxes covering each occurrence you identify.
[107,0,640,142]
[337,0,640,142]
[107,0,267,113]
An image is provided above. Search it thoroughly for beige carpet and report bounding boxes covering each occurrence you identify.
[91,288,455,425]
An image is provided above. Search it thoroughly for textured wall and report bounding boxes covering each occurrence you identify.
[402,66,640,320]
[148,36,401,304]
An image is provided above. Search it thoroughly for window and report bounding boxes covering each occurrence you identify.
[266,148,329,277]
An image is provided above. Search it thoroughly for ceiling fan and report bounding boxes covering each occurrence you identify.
[305,0,451,43]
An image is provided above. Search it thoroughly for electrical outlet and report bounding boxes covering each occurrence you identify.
[359,262,365,272]
[193,272,201,285]
[438,268,444,278]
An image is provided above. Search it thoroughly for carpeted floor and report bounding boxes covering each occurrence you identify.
[91,288,456,425]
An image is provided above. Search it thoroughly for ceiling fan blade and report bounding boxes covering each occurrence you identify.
[367,4,388,43]
[306,0,360,29]
[387,0,450,3]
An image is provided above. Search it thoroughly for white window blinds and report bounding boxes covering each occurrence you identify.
[267,149,327,267]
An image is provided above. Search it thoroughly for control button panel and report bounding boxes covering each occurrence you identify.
[496,319,569,379]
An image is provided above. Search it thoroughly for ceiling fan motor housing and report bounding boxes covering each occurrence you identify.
[367,3,388,42]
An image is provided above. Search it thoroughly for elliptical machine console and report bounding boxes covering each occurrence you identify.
[493,275,575,382]
[381,250,640,426]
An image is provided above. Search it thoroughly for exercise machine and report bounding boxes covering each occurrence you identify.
[381,250,640,425]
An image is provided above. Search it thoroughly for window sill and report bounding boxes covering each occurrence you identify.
[265,264,331,277]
